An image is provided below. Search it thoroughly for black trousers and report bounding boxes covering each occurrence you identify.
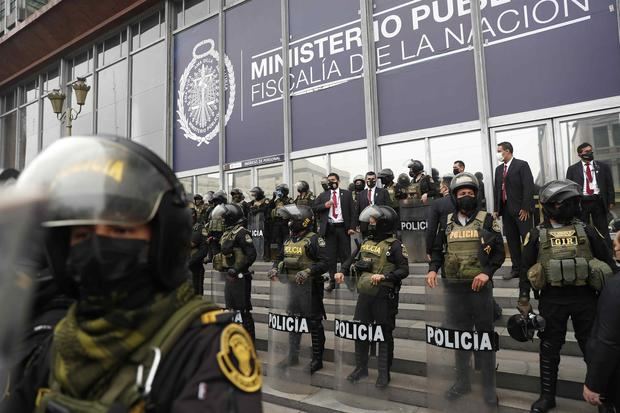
[190,264,205,296]
[581,197,612,246]
[501,208,533,274]
[325,224,351,280]
[224,273,253,311]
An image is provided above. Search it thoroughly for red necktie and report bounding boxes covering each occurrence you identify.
[332,190,339,218]
[585,162,594,195]
[367,189,372,204]
[501,163,508,203]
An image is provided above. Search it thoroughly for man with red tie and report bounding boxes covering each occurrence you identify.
[566,142,615,246]
[313,173,357,292]
[358,171,391,212]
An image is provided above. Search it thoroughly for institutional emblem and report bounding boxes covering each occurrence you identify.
[177,39,236,146]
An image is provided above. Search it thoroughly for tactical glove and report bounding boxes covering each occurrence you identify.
[295,269,311,285]
[267,268,279,281]
[517,296,532,316]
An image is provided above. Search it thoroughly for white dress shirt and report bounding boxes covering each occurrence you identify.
[581,160,600,195]
[328,189,344,223]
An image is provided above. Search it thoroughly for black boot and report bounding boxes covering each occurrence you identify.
[480,352,498,406]
[241,311,255,342]
[376,341,391,389]
[445,351,471,401]
[347,341,369,383]
[307,321,325,374]
[530,354,559,413]
[277,332,301,369]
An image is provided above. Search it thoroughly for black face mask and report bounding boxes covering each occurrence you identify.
[367,223,377,239]
[580,152,594,162]
[67,235,150,296]
[328,181,338,190]
[546,201,579,224]
[457,196,477,213]
[379,177,391,186]
[232,195,242,203]
[321,182,329,191]
[453,168,460,176]
[366,179,376,189]
[354,182,365,192]
[408,170,416,178]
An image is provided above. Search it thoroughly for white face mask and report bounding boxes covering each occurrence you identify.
[496,152,504,163]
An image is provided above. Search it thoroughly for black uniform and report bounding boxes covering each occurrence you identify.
[249,198,271,261]
[269,195,294,258]
[189,221,208,295]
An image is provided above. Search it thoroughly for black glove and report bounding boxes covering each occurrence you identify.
[295,270,310,285]
[227,268,239,280]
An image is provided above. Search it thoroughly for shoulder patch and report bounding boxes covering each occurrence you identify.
[245,233,253,244]
[523,231,531,246]
[401,244,409,258]
[492,218,501,233]
[201,309,232,325]
[317,237,326,248]
[216,324,262,393]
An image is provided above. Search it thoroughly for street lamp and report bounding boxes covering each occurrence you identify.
[47,77,91,136]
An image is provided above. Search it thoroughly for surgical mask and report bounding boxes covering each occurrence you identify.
[496,152,505,163]
[580,152,594,162]
[66,235,150,296]
[453,168,460,176]
[328,181,338,190]
[366,179,376,188]
[456,196,477,213]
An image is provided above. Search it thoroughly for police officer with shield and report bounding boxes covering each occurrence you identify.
[407,160,437,205]
[377,168,402,213]
[249,186,271,261]
[212,203,258,341]
[426,172,505,406]
[517,179,616,413]
[231,187,250,218]
[205,190,228,263]
[268,205,329,374]
[293,180,315,207]
[270,184,294,258]
[189,201,208,295]
[335,205,409,388]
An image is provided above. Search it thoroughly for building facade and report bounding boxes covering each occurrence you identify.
[1,0,619,215]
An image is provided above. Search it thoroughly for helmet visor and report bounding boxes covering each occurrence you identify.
[17,137,173,227]
[358,205,383,223]
[277,204,304,220]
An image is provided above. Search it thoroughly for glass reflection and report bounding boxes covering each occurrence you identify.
[257,165,284,195]
[97,61,128,137]
[178,176,194,194]
[226,170,252,198]
[196,172,221,195]
[429,131,483,178]
[495,125,549,187]
[293,155,327,196]
[380,139,425,179]
[20,103,39,168]
[330,149,368,189]
[1,113,17,167]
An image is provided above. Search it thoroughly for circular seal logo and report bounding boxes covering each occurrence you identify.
[177,39,236,146]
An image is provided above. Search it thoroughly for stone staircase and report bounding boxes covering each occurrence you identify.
[204,261,595,413]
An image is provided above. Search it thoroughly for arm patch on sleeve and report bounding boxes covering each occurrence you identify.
[216,324,262,393]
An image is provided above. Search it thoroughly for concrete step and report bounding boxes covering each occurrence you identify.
[259,351,595,413]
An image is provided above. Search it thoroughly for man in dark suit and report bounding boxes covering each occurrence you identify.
[493,141,535,280]
[357,171,390,212]
[566,142,615,246]
[313,173,357,292]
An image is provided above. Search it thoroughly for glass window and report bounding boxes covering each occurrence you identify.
[72,50,92,79]
[196,172,221,195]
[329,149,368,189]
[71,74,94,136]
[139,12,161,47]
[97,61,127,137]
[103,34,121,65]
[560,112,620,215]
[178,176,194,194]
[23,79,39,103]
[45,67,60,91]
[292,155,327,196]
[257,165,284,195]
[131,42,165,157]
[184,0,208,26]
[2,89,17,113]
[41,100,60,150]
[226,170,252,197]
[495,124,551,188]
[380,139,426,180]
[19,102,39,168]
[429,131,484,179]
[1,112,17,168]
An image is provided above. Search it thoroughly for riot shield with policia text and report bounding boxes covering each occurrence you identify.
[426,278,499,413]
[399,201,429,263]
[248,210,266,261]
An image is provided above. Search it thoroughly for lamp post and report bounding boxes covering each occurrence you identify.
[47,77,90,136]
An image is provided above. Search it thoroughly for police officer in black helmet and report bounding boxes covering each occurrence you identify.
[519,179,616,413]
[212,203,258,341]
[377,168,401,213]
[293,180,315,207]
[270,184,294,259]
[205,190,228,263]
[249,186,271,261]
[335,205,409,388]
[11,136,262,412]
[231,187,250,218]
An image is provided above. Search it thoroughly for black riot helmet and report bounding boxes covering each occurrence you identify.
[211,203,245,228]
[450,172,479,197]
[250,186,265,201]
[295,180,309,194]
[230,188,244,202]
[277,204,314,234]
[359,205,399,240]
[0,168,20,185]
[205,191,215,205]
[353,175,365,192]
[539,179,581,224]
[275,183,289,198]
[397,173,410,188]
[212,190,228,205]
[16,136,191,296]
[377,168,394,185]
[507,312,546,342]
[408,159,424,177]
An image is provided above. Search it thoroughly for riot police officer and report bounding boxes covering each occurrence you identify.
[268,205,329,374]
[351,175,365,203]
[335,205,409,388]
[212,203,258,341]
[189,201,208,295]
[270,184,294,258]
[205,190,228,263]
[249,186,271,261]
[377,168,401,213]
[194,193,209,224]
[407,159,437,205]
[10,136,262,412]
[518,180,616,413]
[293,180,315,207]
[231,187,250,218]
[320,176,330,193]
[425,172,505,406]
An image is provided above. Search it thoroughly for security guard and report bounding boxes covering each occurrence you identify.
[212,203,258,341]
[335,205,409,388]
[231,187,250,218]
[205,190,228,263]
[293,180,315,207]
[9,136,262,412]
[249,186,271,261]
[518,179,616,413]
[269,184,294,258]
[268,205,329,374]
[425,172,505,406]
[377,168,402,212]
[407,159,437,205]
[189,201,208,295]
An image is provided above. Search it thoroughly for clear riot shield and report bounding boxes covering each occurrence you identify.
[399,201,430,263]
[266,272,318,394]
[333,276,396,409]
[209,269,227,308]
[248,211,266,261]
[426,278,498,413]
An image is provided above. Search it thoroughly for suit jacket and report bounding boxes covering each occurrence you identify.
[566,160,615,211]
[312,188,357,237]
[357,187,391,213]
[493,158,535,216]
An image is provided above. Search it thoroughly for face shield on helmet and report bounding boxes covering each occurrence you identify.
[377,169,394,185]
[359,205,398,239]
[295,180,309,193]
[211,203,244,228]
[539,180,582,224]
[277,204,313,234]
